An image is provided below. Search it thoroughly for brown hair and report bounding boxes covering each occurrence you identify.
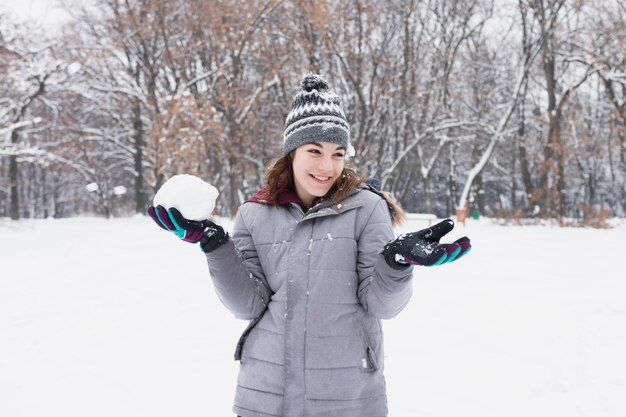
[259,153,405,228]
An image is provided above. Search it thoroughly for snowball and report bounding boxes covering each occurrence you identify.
[153,174,218,221]
[86,183,99,192]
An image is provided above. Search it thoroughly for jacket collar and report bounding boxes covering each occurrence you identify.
[246,185,365,219]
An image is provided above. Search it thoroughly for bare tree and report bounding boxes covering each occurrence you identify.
[0,17,73,219]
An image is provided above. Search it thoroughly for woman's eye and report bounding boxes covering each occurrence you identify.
[308,149,321,154]
[335,153,345,158]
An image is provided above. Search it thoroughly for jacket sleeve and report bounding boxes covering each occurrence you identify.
[356,198,414,319]
[204,207,272,320]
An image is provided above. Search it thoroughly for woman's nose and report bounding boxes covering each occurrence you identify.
[318,156,333,171]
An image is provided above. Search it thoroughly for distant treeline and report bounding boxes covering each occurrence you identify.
[1,0,624,224]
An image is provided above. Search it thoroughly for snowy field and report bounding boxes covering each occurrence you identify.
[1,215,625,417]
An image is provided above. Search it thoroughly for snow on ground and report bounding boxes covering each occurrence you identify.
[1,215,625,417]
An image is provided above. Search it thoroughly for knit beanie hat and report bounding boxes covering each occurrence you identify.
[283,74,354,157]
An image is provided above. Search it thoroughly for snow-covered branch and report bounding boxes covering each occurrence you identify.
[380,120,483,188]
[0,118,43,138]
[456,41,542,210]
[235,74,279,125]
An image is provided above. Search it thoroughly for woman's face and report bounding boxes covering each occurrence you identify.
[291,141,346,207]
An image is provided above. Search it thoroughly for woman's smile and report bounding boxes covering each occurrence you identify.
[309,174,333,183]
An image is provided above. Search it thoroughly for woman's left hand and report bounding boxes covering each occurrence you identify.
[381,219,471,269]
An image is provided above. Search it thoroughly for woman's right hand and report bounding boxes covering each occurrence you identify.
[147,205,229,253]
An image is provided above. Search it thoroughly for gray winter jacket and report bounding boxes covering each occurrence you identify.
[204,187,414,417]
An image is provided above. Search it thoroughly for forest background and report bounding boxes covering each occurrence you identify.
[1,0,624,226]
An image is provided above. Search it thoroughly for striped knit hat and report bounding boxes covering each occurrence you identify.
[283,74,354,157]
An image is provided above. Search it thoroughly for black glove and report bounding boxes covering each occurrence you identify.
[168,208,230,253]
[198,220,230,253]
[382,219,471,270]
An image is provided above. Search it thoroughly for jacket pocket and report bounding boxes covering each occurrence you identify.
[234,314,264,361]
[357,319,379,373]
[362,345,379,373]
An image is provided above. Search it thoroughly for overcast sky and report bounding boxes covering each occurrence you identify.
[0,0,72,27]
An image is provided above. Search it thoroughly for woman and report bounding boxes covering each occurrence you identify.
[148,74,471,417]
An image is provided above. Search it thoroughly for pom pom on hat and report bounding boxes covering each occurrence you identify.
[300,74,329,92]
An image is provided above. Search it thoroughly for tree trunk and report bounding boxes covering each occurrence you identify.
[133,100,146,214]
[422,174,432,214]
[447,146,457,216]
[9,130,19,220]
[511,141,517,210]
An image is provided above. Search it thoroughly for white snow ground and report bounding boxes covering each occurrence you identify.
[1,216,625,417]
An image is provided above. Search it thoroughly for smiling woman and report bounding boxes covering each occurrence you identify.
[146,73,471,417]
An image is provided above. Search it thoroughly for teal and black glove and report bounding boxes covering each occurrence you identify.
[382,219,471,270]
[147,205,229,253]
